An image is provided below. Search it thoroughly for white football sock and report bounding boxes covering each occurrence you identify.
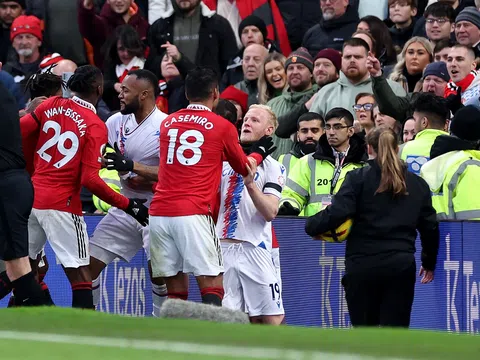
[92,277,100,308]
[152,283,168,317]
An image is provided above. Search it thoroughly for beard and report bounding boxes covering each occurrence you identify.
[176,0,199,13]
[120,97,140,115]
[322,9,335,21]
[17,48,33,57]
[299,140,318,155]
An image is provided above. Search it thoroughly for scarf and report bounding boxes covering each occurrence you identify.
[155,80,169,114]
[115,56,145,83]
[445,70,477,99]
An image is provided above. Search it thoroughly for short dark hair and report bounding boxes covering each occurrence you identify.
[388,0,417,8]
[67,65,103,96]
[297,112,324,128]
[424,2,455,23]
[25,69,65,98]
[127,69,160,97]
[185,67,219,102]
[451,44,476,60]
[434,38,456,54]
[324,107,354,127]
[411,93,448,129]
[342,38,369,55]
[352,30,376,52]
[214,99,238,126]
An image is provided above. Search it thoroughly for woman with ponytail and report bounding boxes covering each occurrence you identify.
[305,127,439,328]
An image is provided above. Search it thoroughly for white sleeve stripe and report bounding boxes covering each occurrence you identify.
[263,188,282,199]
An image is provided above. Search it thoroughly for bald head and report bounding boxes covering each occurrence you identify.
[52,59,78,76]
[243,43,268,80]
[119,69,159,115]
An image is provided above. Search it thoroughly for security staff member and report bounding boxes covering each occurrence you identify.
[421,105,480,220]
[306,127,439,328]
[278,112,325,177]
[92,147,122,214]
[279,107,366,217]
[400,93,449,175]
[0,82,47,306]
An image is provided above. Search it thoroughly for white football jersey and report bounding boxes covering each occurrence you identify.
[216,156,286,250]
[106,108,167,203]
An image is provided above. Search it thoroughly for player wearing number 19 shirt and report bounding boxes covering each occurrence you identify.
[216,105,285,325]
[20,66,149,309]
[149,67,276,306]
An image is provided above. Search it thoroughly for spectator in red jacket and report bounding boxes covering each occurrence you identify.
[77,0,149,69]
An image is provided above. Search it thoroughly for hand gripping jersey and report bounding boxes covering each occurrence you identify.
[20,96,129,215]
[216,157,286,250]
[149,104,262,217]
[105,107,167,204]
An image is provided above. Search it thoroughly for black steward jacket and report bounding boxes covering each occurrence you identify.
[305,160,439,272]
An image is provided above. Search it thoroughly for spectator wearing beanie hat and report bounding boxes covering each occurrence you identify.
[275,48,341,140]
[221,85,249,123]
[421,104,480,220]
[311,38,406,118]
[4,14,44,101]
[220,14,281,91]
[371,60,449,125]
[267,47,318,159]
[455,7,480,47]
[0,0,26,64]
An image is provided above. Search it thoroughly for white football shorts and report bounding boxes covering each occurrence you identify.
[222,241,284,317]
[28,209,89,268]
[149,214,223,278]
[89,207,150,264]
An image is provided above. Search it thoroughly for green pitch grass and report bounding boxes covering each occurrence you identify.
[0,307,478,360]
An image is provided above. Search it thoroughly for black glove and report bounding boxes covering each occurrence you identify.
[446,87,464,115]
[124,198,149,226]
[249,135,276,162]
[278,202,301,216]
[105,143,134,172]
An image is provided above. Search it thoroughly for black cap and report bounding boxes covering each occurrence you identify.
[450,105,480,141]
[238,15,267,42]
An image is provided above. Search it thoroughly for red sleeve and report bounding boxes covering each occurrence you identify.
[222,123,262,176]
[81,165,129,210]
[20,113,41,175]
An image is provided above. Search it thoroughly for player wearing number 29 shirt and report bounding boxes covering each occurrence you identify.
[149,68,276,306]
[20,66,149,309]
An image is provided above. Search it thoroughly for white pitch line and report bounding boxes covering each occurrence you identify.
[0,330,408,360]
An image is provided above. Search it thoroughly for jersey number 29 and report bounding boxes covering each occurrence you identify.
[37,120,79,168]
[166,129,204,166]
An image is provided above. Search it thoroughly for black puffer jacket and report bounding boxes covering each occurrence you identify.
[302,4,359,57]
[145,2,238,78]
[276,0,321,50]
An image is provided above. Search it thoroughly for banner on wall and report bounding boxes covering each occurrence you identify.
[1,217,478,333]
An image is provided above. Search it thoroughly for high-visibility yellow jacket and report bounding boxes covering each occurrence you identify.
[400,129,448,175]
[421,149,480,220]
[280,135,366,217]
[92,148,121,213]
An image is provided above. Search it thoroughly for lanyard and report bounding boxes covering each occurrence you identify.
[330,153,345,194]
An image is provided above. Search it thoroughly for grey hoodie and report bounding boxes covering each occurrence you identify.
[310,72,406,117]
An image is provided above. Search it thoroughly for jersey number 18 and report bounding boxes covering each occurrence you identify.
[166,129,204,166]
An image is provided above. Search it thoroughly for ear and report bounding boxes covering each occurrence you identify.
[411,7,417,17]
[348,124,355,137]
[296,131,300,142]
[422,116,429,129]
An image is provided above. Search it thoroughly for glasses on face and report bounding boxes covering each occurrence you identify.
[426,18,449,25]
[353,103,374,112]
[325,124,351,131]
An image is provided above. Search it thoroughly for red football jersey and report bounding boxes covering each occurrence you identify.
[149,104,261,217]
[21,96,109,215]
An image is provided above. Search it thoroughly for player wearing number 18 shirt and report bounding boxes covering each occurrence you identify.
[20,66,149,309]
[149,67,276,306]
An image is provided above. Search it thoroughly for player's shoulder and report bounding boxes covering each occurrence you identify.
[263,156,286,173]
[105,111,124,127]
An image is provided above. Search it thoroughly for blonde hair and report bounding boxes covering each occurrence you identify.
[257,52,287,105]
[367,127,408,196]
[389,37,433,92]
[248,104,278,129]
